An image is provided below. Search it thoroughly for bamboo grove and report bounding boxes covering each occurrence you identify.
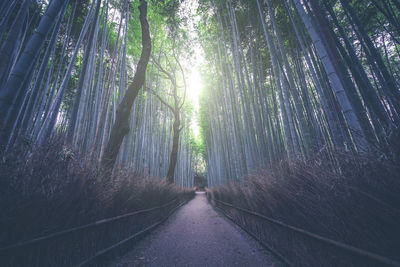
[0,0,195,187]
[1,0,400,188]
[197,0,400,186]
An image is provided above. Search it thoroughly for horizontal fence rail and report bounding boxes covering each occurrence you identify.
[214,198,400,267]
[0,198,178,252]
[0,197,189,266]
[213,203,293,267]
[75,199,187,266]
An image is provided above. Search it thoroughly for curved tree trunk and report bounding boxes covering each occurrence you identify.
[100,0,151,178]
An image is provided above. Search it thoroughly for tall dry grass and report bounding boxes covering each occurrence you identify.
[209,151,400,266]
[0,138,195,266]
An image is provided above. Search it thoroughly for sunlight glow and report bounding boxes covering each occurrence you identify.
[181,0,203,139]
[187,68,202,108]
[187,66,202,138]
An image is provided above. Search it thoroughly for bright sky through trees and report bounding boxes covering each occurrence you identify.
[182,0,203,138]
[187,66,202,138]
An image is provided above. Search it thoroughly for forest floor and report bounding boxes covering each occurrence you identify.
[110,192,280,267]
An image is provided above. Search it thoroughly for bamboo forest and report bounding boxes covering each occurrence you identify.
[1,0,400,266]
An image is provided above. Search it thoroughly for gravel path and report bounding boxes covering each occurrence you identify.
[111,192,279,267]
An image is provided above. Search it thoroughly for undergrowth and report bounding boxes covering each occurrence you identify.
[0,139,195,266]
[208,151,400,266]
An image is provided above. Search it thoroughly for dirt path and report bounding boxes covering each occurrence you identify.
[111,192,280,267]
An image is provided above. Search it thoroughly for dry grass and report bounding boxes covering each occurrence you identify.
[0,138,195,266]
[209,151,400,266]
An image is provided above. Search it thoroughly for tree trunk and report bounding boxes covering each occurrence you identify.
[293,0,368,152]
[166,113,180,184]
[36,0,95,145]
[66,0,101,144]
[0,0,30,89]
[0,0,65,134]
[100,0,151,178]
